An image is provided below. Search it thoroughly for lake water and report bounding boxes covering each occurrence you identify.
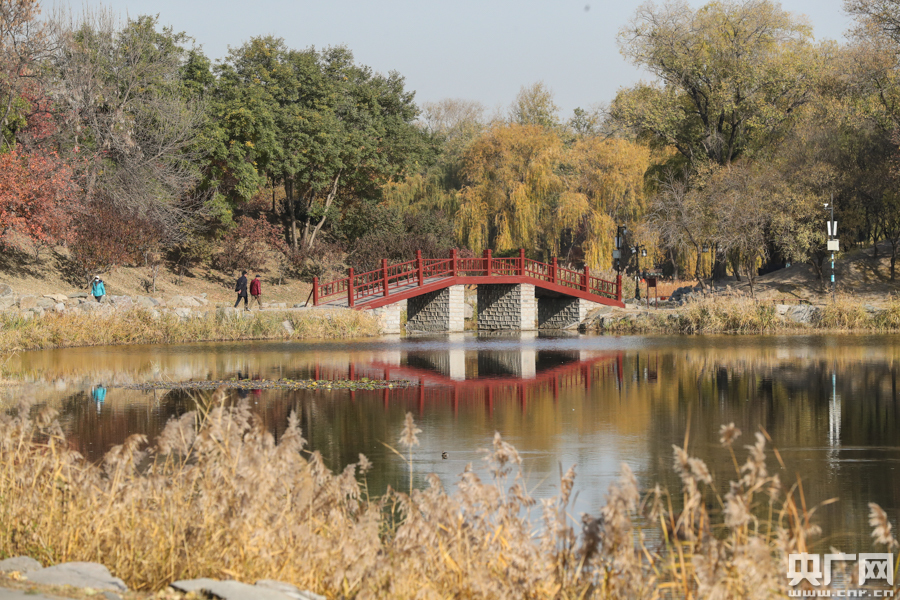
[3,332,898,554]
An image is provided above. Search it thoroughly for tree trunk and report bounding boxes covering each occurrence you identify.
[730,253,742,281]
[668,249,679,280]
[712,244,727,281]
[891,240,897,281]
[746,262,755,298]
[305,170,342,250]
[694,245,703,286]
[284,178,297,252]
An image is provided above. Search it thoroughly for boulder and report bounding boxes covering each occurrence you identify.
[168,295,200,308]
[0,283,12,297]
[109,295,132,306]
[69,292,89,299]
[32,307,45,318]
[43,293,67,303]
[171,579,299,600]
[0,296,15,309]
[135,295,160,308]
[18,295,37,309]
[0,556,43,574]
[173,307,192,319]
[785,304,819,325]
[27,562,128,591]
[217,306,242,319]
[256,580,326,600]
[282,320,295,334]
[53,302,65,312]
[464,303,474,319]
[35,297,55,309]
[192,295,209,306]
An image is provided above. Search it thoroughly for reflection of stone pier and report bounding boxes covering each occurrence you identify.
[477,350,536,379]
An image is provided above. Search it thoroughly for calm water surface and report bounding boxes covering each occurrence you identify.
[4,332,899,553]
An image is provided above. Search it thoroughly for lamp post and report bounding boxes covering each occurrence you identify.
[825,199,837,302]
[614,225,626,272]
[632,244,646,300]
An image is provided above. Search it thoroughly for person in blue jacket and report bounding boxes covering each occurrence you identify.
[91,275,106,302]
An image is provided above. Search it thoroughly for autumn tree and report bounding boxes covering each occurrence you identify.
[0,148,77,253]
[0,0,55,152]
[612,0,818,168]
[509,81,560,129]
[49,10,209,247]
[456,124,563,256]
[456,123,649,268]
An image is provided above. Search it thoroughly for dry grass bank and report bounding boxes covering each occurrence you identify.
[0,308,381,351]
[601,295,900,335]
[0,395,896,598]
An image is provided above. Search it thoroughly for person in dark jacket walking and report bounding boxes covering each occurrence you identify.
[234,271,248,310]
[250,274,262,310]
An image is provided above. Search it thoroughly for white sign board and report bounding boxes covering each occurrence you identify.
[827,240,839,251]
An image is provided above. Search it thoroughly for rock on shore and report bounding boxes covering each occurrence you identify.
[0,555,325,600]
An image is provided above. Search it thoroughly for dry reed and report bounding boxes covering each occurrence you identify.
[0,399,896,599]
[0,308,381,351]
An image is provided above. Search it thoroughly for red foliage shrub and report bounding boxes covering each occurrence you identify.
[0,149,79,250]
[70,203,165,278]
[213,215,283,273]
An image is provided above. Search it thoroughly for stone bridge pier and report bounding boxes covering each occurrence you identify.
[406,285,465,333]
[477,284,536,331]
[537,296,602,329]
[375,283,601,334]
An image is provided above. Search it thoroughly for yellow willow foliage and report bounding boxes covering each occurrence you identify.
[566,138,650,270]
[457,125,649,264]
[457,124,563,254]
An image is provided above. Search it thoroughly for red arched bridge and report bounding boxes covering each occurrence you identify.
[310,249,623,332]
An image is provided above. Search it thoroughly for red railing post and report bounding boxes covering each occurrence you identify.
[451,248,458,277]
[382,259,389,297]
[551,257,557,284]
[417,249,423,286]
[616,273,622,302]
[519,248,525,276]
[312,277,319,306]
[348,268,355,308]
[583,265,590,292]
[486,249,492,277]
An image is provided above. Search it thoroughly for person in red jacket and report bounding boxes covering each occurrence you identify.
[250,274,262,310]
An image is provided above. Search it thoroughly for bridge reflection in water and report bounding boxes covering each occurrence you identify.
[326,349,634,416]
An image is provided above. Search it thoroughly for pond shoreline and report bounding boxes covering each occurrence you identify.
[0,307,382,352]
[4,295,900,355]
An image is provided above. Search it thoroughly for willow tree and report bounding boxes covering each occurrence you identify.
[456,124,562,256]
[560,137,649,270]
[456,123,649,267]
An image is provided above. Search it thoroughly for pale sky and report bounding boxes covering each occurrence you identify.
[85,0,851,117]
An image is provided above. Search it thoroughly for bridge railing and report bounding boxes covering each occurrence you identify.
[312,248,622,306]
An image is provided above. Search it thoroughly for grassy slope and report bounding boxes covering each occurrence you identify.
[0,245,312,306]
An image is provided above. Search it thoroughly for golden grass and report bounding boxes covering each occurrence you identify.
[0,398,895,598]
[0,308,381,351]
[601,295,900,334]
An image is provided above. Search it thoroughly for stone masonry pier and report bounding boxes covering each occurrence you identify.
[477,284,536,331]
[537,296,601,329]
[406,285,464,333]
